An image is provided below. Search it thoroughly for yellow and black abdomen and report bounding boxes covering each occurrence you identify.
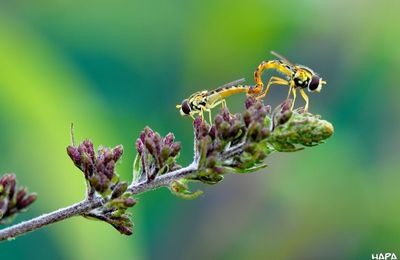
[207,85,250,105]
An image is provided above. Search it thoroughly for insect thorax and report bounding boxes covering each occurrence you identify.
[189,91,208,111]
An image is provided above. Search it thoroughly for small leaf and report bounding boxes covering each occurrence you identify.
[225,164,268,174]
[132,154,141,183]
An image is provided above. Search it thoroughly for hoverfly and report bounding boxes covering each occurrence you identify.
[176,78,254,124]
[249,51,326,111]
[177,51,326,122]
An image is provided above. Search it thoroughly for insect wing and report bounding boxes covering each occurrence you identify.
[270,51,297,68]
[214,78,246,92]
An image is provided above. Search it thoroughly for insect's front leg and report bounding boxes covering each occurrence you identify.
[200,108,213,125]
[291,87,297,110]
[207,109,212,125]
[299,88,309,112]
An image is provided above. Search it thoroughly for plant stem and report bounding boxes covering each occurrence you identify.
[0,198,103,241]
[0,163,198,241]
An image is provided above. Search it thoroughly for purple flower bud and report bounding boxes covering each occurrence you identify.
[214,114,223,127]
[139,131,146,143]
[145,139,156,156]
[0,200,6,214]
[243,110,252,127]
[67,146,81,166]
[81,153,94,177]
[16,193,37,209]
[160,146,171,161]
[208,126,217,140]
[111,182,128,199]
[6,176,16,199]
[254,101,263,110]
[124,198,136,207]
[104,161,115,180]
[81,139,95,160]
[245,96,257,109]
[112,145,124,162]
[135,139,144,155]
[193,117,203,130]
[220,108,231,121]
[164,133,174,145]
[219,122,231,140]
[153,133,162,154]
[194,117,209,139]
[116,225,133,236]
[170,142,181,157]
[260,127,270,139]
[214,167,225,174]
[144,127,154,139]
[16,188,27,202]
[206,156,217,168]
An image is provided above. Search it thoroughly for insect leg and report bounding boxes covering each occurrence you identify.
[207,99,226,123]
[291,87,297,110]
[254,76,288,99]
[221,99,227,108]
[299,88,309,112]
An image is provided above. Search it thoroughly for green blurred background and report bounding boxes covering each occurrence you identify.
[0,0,399,259]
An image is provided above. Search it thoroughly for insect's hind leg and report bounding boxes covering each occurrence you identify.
[254,76,289,100]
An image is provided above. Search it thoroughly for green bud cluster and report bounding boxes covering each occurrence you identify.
[84,182,136,235]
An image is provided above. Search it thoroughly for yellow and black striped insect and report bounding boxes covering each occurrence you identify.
[176,78,253,123]
[249,51,326,111]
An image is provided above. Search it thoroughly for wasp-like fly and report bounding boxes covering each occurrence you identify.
[249,51,326,111]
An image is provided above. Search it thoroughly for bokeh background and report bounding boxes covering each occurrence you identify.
[1,0,399,259]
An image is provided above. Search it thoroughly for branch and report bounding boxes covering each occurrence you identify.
[0,97,334,241]
[0,198,102,241]
[0,163,198,241]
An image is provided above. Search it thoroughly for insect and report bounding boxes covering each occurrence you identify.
[176,78,253,123]
[249,51,326,111]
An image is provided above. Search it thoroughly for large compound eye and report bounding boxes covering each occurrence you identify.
[308,75,321,91]
[181,99,191,115]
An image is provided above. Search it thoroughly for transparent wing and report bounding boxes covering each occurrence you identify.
[270,51,297,68]
[216,78,246,90]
